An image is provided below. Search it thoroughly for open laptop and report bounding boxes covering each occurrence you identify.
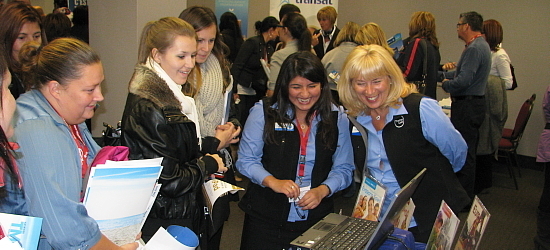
[290,168,426,250]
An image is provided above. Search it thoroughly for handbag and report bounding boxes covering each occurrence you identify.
[404,38,428,94]
[509,64,518,90]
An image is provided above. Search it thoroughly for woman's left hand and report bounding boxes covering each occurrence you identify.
[296,185,330,210]
[215,122,241,150]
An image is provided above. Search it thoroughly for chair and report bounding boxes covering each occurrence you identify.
[497,94,536,190]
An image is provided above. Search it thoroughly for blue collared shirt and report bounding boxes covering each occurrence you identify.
[14,90,102,250]
[237,101,354,222]
[355,97,466,227]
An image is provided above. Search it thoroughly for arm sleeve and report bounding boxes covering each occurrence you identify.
[123,101,216,198]
[419,97,467,172]
[494,52,513,90]
[236,102,272,186]
[16,119,102,250]
[322,109,355,196]
[230,38,256,92]
[268,51,284,91]
[442,48,482,93]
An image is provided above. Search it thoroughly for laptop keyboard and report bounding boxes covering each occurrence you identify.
[314,217,377,250]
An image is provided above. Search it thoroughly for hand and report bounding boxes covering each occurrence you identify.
[215,122,240,150]
[233,93,240,102]
[442,62,456,71]
[311,32,321,47]
[262,176,300,199]
[120,242,139,250]
[265,89,274,97]
[297,185,330,210]
[205,153,227,173]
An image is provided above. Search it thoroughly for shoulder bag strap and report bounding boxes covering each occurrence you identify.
[403,38,421,77]
[420,39,428,82]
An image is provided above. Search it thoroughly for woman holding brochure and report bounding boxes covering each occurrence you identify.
[120,17,237,248]
[236,51,354,250]
[14,38,138,249]
[338,45,470,243]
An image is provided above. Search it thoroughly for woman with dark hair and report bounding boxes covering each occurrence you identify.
[43,12,72,42]
[237,51,354,249]
[179,6,241,250]
[231,16,279,126]
[219,11,244,63]
[15,38,138,249]
[0,1,47,99]
[397,11,441,99]
[474,19,510,194]
[0,48,24,215]
[70,5,89,44]
[266,12,312,97]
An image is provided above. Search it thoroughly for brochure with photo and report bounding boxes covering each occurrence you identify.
[454,196,490,250]
[392,198,415,230]
[351,175,386,221]
[426,200,460,250]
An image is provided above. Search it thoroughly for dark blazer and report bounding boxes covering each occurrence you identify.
[313,26,340,60]
[397,37,441,99]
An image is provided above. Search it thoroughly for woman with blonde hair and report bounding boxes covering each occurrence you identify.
[355,23,394,57]
[338,44,469,242]
[321,21,360,103]
[397,11,441,99]
[121,17,237,245]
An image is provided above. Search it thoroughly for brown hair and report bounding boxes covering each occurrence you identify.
[0,1,47,72]
[409,11,439,49]
[179,6,231,96]
[19,38,100,90]
[482,19,503,51]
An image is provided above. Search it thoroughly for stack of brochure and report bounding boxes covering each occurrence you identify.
[83,157,163,246]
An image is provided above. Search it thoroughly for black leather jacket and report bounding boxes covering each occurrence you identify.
[121,65,220,222]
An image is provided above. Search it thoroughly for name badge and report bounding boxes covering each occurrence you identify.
[352,126,361,136]
[275,123,295,131]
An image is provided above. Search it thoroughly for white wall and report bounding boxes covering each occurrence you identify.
[90,0,549,157]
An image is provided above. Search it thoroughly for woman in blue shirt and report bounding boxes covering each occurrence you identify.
[338,45,470,243]
[237,51,354,250]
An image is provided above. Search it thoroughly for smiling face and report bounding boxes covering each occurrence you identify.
[153,35,196,85]
[0,70,16,138]
[288,76,321,118]
[352,75,390,111]
[12,22,42,62]
[195,24,217,64]
[53,62,104,125]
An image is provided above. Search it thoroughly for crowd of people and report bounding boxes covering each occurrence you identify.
[0,1,545,250]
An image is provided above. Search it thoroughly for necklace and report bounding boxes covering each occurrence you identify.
[300,124,308,130]
[375,115,381,120]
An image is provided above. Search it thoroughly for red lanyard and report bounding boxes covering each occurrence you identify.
[466,34,483,47]
[296,120,311,177]
[69,124,89,178]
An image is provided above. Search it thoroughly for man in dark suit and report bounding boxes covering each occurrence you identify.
[313,6,339,60]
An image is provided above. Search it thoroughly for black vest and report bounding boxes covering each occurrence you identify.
[383,93,470,240]
[239,103,338,224]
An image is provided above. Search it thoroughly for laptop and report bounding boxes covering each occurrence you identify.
[290,168,426,250]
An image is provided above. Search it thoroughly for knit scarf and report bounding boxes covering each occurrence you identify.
[146,57,202,142]
[194,55,225,137]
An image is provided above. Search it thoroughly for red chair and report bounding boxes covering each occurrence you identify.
[497,94,536,190]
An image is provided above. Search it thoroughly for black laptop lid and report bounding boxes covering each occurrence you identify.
[364,168,427,250]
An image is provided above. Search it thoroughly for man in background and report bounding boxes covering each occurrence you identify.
[439,11,491,200]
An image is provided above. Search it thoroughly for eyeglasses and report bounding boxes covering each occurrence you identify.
[456,23,467,28]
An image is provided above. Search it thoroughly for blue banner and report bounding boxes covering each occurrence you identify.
[215,0,249,38]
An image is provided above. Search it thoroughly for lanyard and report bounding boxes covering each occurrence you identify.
[466,34,483,47]
[69,124,89,178]
[296,120,311,178]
